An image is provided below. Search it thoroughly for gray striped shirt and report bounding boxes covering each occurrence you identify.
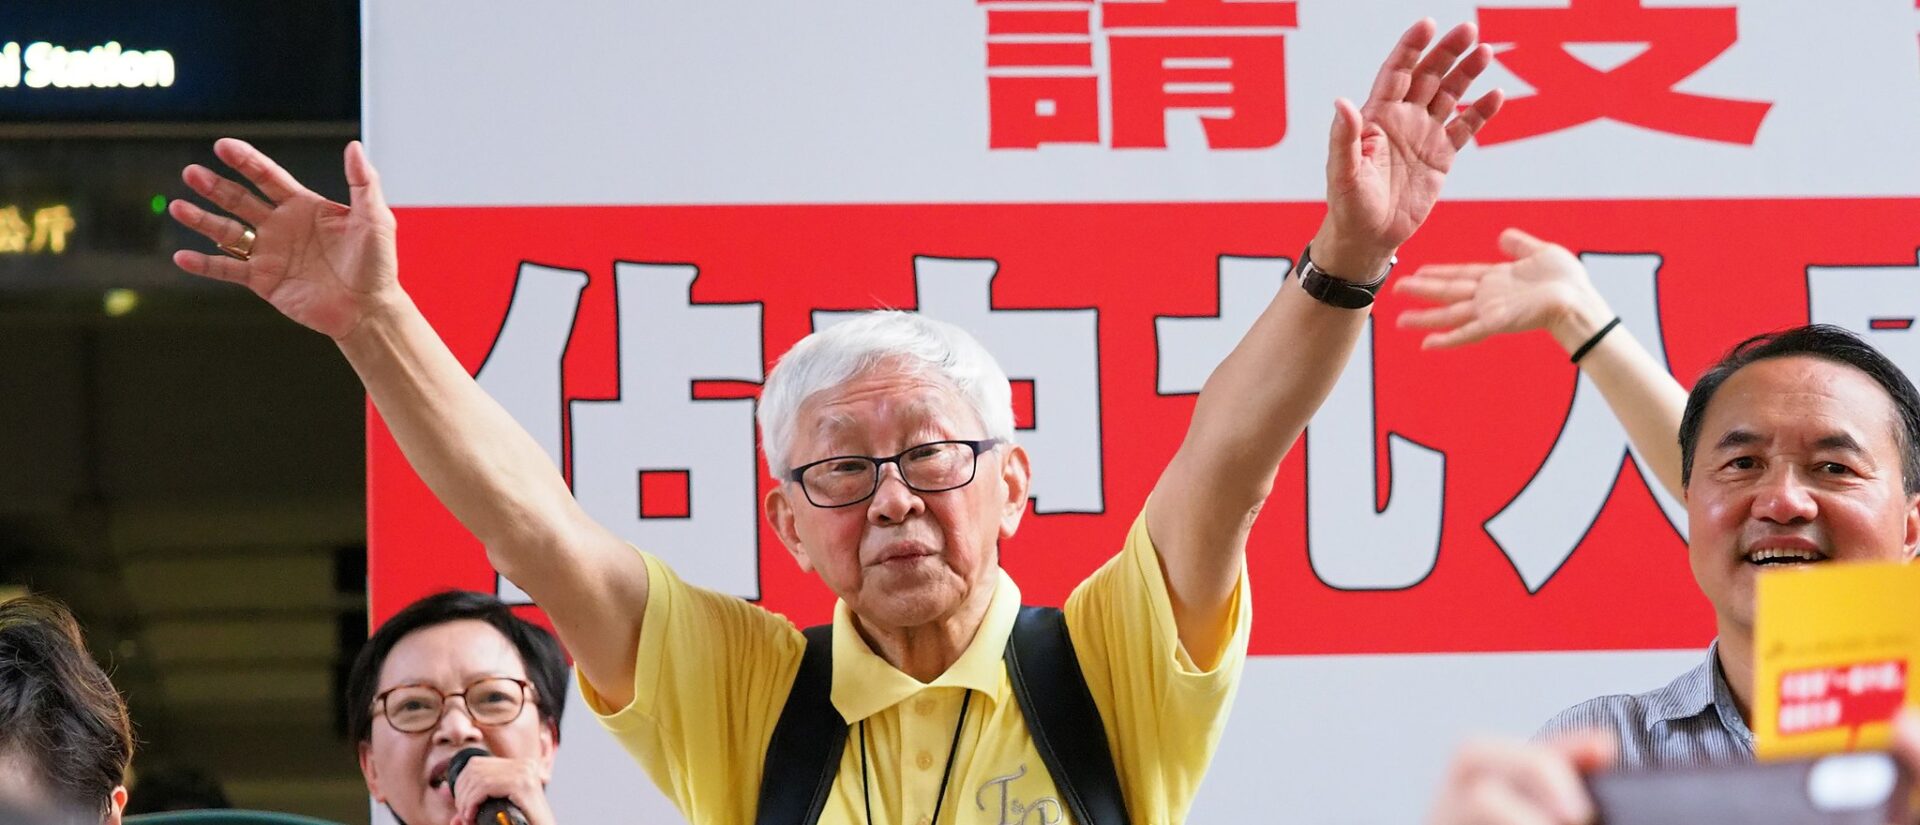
[1535,641,1755,769]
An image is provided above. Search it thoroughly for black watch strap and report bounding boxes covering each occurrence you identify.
[1295,244,1393,309]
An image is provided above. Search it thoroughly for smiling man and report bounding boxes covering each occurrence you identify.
[1534,325,1920,767]
[1398,236,1920,776]
[1411,323,1920,825]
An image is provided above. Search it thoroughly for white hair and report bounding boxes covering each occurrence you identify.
[758,311,1016,478]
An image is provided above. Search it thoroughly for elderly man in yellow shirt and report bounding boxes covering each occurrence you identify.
[165,18,1503,825]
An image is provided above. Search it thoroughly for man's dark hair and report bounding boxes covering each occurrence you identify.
[345,590,568,743]
[0,595,134,818]
[1679,324,1920,494]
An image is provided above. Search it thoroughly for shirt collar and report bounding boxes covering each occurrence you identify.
[829,568,1020,723]
[1640,645,1717,725]
[1706,641,1758,745]
[1642,640,1756,745]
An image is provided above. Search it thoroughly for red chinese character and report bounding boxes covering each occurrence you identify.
[1101,0,1296,28]
[1107,34,1288,149]
[983,1,1101,148]
[1104,0,1295,149]
[1476,0,1773,146]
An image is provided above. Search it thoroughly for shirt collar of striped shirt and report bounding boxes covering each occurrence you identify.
[1641,640,1755,745]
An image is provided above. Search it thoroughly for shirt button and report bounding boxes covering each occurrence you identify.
[914,697,935,715]
[916,750,934,770]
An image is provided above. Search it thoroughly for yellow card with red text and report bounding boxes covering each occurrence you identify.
[1755,561,1920,760]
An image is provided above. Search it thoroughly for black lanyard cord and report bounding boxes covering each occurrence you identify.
[860,690,974,825]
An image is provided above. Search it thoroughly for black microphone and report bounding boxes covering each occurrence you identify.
[447,747,531,825]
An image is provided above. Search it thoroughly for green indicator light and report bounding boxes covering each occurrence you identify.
[151,195,166,215]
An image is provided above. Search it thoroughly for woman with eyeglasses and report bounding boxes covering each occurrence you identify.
[345,591,569,825]
[0,595,135,825]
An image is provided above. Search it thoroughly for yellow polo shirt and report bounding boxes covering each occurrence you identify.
[581,510,1250,824]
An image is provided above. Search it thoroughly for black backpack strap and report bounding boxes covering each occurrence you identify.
[1004,605,1132,825]
[755,624,846,825]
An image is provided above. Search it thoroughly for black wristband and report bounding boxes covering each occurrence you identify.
[1569,317,1623,364]
[1295,244,1393,310]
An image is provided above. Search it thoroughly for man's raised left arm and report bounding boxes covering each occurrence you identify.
[1145,19,1504,662]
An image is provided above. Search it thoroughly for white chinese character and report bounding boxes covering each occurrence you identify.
[1485,253,1686,593]
[817,255,1104,515]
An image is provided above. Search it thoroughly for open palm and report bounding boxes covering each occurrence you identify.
[1394,228,1604,349]
[169,139,400,341]
[1325,20,1505,254]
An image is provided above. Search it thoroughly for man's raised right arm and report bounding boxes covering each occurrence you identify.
[169,138,648,707]
[340,292,649,707]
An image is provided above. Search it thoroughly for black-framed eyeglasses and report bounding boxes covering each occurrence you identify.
[786,438,1003,508]
[373,676,533,734]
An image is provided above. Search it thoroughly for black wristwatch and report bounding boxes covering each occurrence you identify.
[1294,244,1394,309]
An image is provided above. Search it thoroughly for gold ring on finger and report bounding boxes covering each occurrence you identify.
[217,227,257,261]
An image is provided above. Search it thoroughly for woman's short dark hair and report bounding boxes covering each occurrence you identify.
[1679,324,1920,493]
[0,595,134,817]
[345,591,568,743]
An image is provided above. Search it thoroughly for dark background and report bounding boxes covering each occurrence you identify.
[0,3,372,821]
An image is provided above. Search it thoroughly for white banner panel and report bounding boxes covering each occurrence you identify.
[367,0,1920,206]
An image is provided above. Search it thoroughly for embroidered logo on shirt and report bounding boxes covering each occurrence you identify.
[976,764,1065,825]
